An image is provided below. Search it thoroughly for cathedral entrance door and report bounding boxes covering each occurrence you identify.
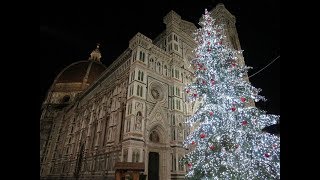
[148,152,159,180]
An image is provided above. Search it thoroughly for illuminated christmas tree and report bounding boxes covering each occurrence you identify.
[183,9,280,180]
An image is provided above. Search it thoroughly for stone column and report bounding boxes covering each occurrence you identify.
[128,147,132,162]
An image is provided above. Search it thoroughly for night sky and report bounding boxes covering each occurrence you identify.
[40,0,280,116]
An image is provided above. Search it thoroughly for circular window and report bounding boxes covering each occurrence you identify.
[150,83,164,101]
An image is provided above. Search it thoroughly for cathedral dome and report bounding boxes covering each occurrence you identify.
[55,43,105,86]
[44,44,106,106]
[50,44,106,99]
[55,60,106,84]
[50,44,106,94]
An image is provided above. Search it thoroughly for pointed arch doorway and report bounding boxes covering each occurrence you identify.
[148,152,159,180]
[146,125,169,180]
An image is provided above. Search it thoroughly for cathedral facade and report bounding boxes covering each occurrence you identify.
[40,4,244,180]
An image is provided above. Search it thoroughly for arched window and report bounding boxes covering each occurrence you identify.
[172,128,176,141]
[171,114,175,125]
[137,85,143,97]
[181,73,183,82]
[171,115,176,141]
[157,62,161,73]
[138,70,144,81]
[139,51,145,62]
[149,58,154,69]
[131,71,135,82]
[175,69,180,79]
[164,65,167,76]
[126,119,130,132]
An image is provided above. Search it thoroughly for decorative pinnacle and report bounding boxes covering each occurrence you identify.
[89,43,102,62]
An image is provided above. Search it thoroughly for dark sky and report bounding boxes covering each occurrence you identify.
[40,0,280,115]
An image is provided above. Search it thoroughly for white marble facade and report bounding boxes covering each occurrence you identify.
[40,4,244,180]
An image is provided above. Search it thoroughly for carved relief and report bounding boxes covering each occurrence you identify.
[155,112,161,121]
[149,130,159,143]
[146,103,154,116]
[135,102,143,111]
[135,112,142,131]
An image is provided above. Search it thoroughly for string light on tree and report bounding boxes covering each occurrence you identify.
[182,9,280,180]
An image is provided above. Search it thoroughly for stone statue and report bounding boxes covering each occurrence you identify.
[135,112,142,131]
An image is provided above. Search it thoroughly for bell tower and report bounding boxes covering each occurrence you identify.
[205,3,241,51]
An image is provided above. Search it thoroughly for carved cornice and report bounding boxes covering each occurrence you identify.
[129,32,153,50]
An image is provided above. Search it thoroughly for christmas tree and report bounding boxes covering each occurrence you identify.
[183,9,280,180]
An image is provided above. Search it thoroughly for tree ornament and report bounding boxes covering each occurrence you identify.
[209,111,214,116]
[264,153,270,158]
[200,133,206,138]
[242,120,248,126]
[210,79,215,85]
[231,107,236,112]
[188,163,192,168]
[210,145,215,150]
[241,97,246,102]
